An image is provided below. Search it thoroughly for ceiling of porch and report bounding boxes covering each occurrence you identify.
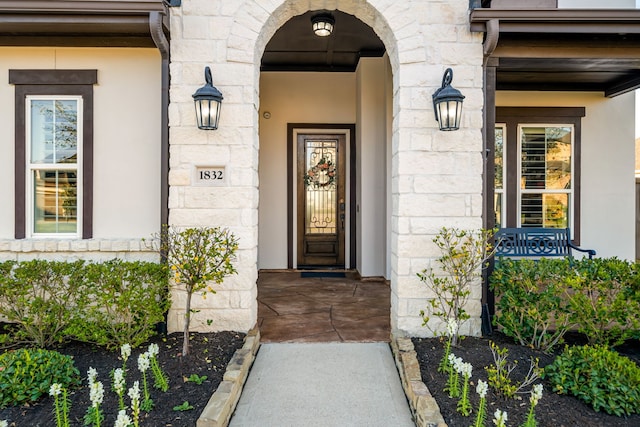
[261,10,385,72]
[470,8,640,97]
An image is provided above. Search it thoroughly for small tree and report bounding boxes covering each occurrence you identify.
[152,226,238,355]
[418,227,495,346]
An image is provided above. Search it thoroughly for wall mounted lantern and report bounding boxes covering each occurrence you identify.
[432,68,465,131]
[192,66,223,130]
[311,13,335,37]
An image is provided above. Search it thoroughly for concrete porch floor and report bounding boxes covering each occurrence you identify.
[257,271,391,343]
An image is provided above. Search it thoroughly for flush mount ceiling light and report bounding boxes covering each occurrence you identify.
[311,13,335,37]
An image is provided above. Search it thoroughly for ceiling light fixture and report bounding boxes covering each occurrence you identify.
[311,13,335,37]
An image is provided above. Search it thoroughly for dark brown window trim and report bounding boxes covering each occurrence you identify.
[11,69,96,239]
[496,106,585,244]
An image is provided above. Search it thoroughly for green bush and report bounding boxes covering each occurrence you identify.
[0,259,169,349]
[544,344,640,416]
[490,258,573,352]
[0,348,81,408]
[565,257,640,346]
[66,260,169,349]
[0,260,87,348]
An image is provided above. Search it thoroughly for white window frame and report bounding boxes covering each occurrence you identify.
[516,123,574,230]
[26,95,83,238]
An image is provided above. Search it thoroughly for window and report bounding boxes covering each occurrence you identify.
[10,70,97,239]
[27,97,82,236]
[495,107,584,241]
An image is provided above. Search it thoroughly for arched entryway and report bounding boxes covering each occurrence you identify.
[255,5,394,341]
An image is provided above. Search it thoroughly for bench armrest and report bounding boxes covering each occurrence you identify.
[567,241,596,259]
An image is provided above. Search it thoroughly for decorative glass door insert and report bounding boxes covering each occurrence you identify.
[297,134,346,267]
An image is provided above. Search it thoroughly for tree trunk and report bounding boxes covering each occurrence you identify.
[183,292,191,355]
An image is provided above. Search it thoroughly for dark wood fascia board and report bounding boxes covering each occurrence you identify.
[470,9,640,33]
[10,69,97,85]
[0,1,169,46]
[0,0,166,14]
[605,75,640,98]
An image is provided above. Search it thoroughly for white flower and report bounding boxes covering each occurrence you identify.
[493,409,508,426]
[128,381,140,402]
[147,343,159,358]
[121,343,132,362]
[49,383,62,397]
[89,381,104,407]
[531,383,543,406]
[476,379,488,398]
[448,353,457,365]
[114,410,132,427]
[113,368,125,394]
[138,352,150,372]
[87,367,98,385]
[452,356,465,373]
[458,361,473,378]
[446,318,458,337]
[0,420,8,427]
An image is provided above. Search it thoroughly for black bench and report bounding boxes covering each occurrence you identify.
[494,227,596,259]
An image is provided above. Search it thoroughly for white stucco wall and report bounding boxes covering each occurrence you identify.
[559,0,636,8]
[258,57,391,278]
[258,72,356,269]
[356,57,389,278]
[0,47,162,261]
[497,91,636,260]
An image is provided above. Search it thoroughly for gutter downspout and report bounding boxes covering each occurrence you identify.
[481,19,499,335]
[150,10,170,335]
[149,11,169,237]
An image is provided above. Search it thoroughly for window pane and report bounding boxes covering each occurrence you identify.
[495,127,504,190]
[31,99,78,164]
[33,170,77,234]
[304,139,337,234]
[521,126,571,190]
[521,193,568,228]
[494,191,503,228]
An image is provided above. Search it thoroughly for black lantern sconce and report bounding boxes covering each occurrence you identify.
[193,66,223,130]
[311,13,335,37]
[432,68,465,131]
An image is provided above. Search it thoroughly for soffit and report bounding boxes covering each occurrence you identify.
[0,0,168,47]
[261,10,385,72]
[470,8,640,96]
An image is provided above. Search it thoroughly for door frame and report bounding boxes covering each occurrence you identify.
[287,123,356,269]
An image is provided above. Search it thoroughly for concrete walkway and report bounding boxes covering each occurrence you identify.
[229,342,415,427]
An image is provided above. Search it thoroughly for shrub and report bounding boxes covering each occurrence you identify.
[490,258,573,352]
[0,348,81,408]
[66,260,169,349]
[565,257,640,347]
[544,344,640,416]
[418,227,495,346]
[0,260,87,348]
[149,226,238,355]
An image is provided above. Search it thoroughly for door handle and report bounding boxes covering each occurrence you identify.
[340,213,345,230]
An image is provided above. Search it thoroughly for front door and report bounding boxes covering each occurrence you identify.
[297,133,346,267]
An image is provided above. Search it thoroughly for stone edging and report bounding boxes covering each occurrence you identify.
[197,327,261,427]
[390,334,448,427]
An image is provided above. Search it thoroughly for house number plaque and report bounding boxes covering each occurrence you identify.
[195,166,226,186]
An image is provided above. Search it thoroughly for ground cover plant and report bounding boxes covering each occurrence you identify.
[417,228,640,426]
[413,331,640,427]
[0,328,244,426]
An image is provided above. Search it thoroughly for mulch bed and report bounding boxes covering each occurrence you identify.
[413,331,640,427]
[1,331,245,427]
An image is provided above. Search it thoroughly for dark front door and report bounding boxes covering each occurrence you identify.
[296,133,346,267]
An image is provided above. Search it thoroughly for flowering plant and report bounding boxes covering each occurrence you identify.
[304,157,336,188]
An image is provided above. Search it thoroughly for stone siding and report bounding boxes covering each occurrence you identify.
[169,0,484,336]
